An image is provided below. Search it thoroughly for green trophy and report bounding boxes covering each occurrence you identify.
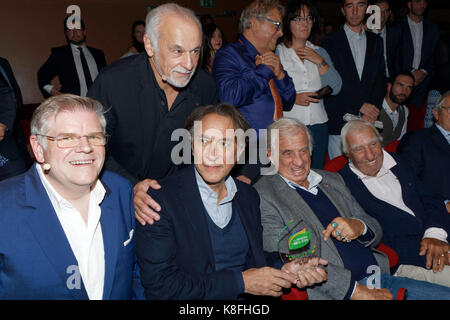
[276,218,320,265]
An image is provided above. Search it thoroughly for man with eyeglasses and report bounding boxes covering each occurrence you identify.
[0,94,144,299]
[322,0,386,160]
[398,91,450,214]
[212,0,296,184]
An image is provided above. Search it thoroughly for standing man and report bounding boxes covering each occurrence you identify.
[369,0,401,78]
[212,0,296,182]
[0,57,30,180]
[38,16,106,98]
[395,0,439,131]
[379,72,414,146]
[88,3,218,226]
[322,0,386,159]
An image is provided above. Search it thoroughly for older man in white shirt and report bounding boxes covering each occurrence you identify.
[339,119,450,288]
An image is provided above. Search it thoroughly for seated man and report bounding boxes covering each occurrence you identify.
[379,73,414,147]
[255,117,450,299]
[0,94,143,299]
[339,119,450,287]
[397,91,450,212]
[136,104,327,300]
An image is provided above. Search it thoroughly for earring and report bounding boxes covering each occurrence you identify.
[43,163,51,171]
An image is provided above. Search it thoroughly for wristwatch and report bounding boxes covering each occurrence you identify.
[316,60,327,68]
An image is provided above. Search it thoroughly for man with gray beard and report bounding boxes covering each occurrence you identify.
[88,3,218,226]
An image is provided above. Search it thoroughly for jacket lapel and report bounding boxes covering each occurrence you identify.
[176,166,216,267]
[430,125,450,157]
[99,184,118,300]
[339,29,362,84]
[24,166,88,300]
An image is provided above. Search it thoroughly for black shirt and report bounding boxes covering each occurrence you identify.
[88,52,219,185]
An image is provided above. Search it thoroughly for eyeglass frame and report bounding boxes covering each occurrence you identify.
[291,16,315,24]
[35,132,109,148]
[256,16,283,31]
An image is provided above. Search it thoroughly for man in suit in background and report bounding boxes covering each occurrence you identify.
[136,104,327,300]
[323,0,386,159]
[0,95,143,299]
[255,117,450,299]
[369,0,401,79]
[0,57,30,181]
[88,3,218,227]
[38,16,106,98]
[395,0,439,131]
[397,91,450,213]
[339,119,450,287]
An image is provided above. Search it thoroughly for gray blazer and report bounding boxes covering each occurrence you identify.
[254,170,390,300]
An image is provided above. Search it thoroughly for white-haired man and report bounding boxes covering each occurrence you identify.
[88,3,218,226]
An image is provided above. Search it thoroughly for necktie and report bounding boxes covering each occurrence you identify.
[269,79,283,120]
[78,47,93,88]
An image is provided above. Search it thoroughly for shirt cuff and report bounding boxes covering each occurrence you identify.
[423,227,448,243]
[43,84,53,94]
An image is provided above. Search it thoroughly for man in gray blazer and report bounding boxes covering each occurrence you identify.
[254,117,450,300]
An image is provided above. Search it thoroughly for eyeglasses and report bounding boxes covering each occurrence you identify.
[291,16,314,24]
[36,132,108,148]
[442,106,450,112]
[257,16,283,31]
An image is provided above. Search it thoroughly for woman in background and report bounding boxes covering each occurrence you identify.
[122,20,145,58]
[277,0,342,169]
[201,23,224,73]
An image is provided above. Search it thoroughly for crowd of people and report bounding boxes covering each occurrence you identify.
[0,0,449,300]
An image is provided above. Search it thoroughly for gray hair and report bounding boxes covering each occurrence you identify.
[31,94,106,148]
[434,90,450,114]
[145,3,202,52]
[267,117,314,155]
[341,119,383,155]
[238,0,285,34]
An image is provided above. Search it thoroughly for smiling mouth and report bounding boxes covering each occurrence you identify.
[70,160,94,165]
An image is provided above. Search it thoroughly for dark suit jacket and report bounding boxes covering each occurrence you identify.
[0,165,144,299]
[136,165,278,300]
[395,17,439,106]
[385,24,402,78]
[339,153,450,268]
[397,124,450,200]
[0,57,30,179]
[323,28,387,134]
[37,45,106,97]
[88,53,218,185]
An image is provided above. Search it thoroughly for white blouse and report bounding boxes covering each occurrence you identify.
[277,41,328,126]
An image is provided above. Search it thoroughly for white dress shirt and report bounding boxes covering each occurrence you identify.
[349,151,448,242]
[44,43,99,97]
[344,24,367,80]
[407,16,424,71]
[277,42,328,126]
[382,98,409,140]
[36,163,106,300]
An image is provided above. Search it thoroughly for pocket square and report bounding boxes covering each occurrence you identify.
[123,229,134,247]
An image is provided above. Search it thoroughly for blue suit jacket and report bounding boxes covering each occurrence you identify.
[339,153,450,267]
[322,28,387,135]
[136,165,278,300]
[397,124,450,200]
[212,35,295,131]
[394,17,439,107]
[0,165,144,299]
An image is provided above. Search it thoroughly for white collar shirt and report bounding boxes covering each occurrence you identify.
[36,163,106,299]
[344,23,367,80]
[69,43,99,97]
